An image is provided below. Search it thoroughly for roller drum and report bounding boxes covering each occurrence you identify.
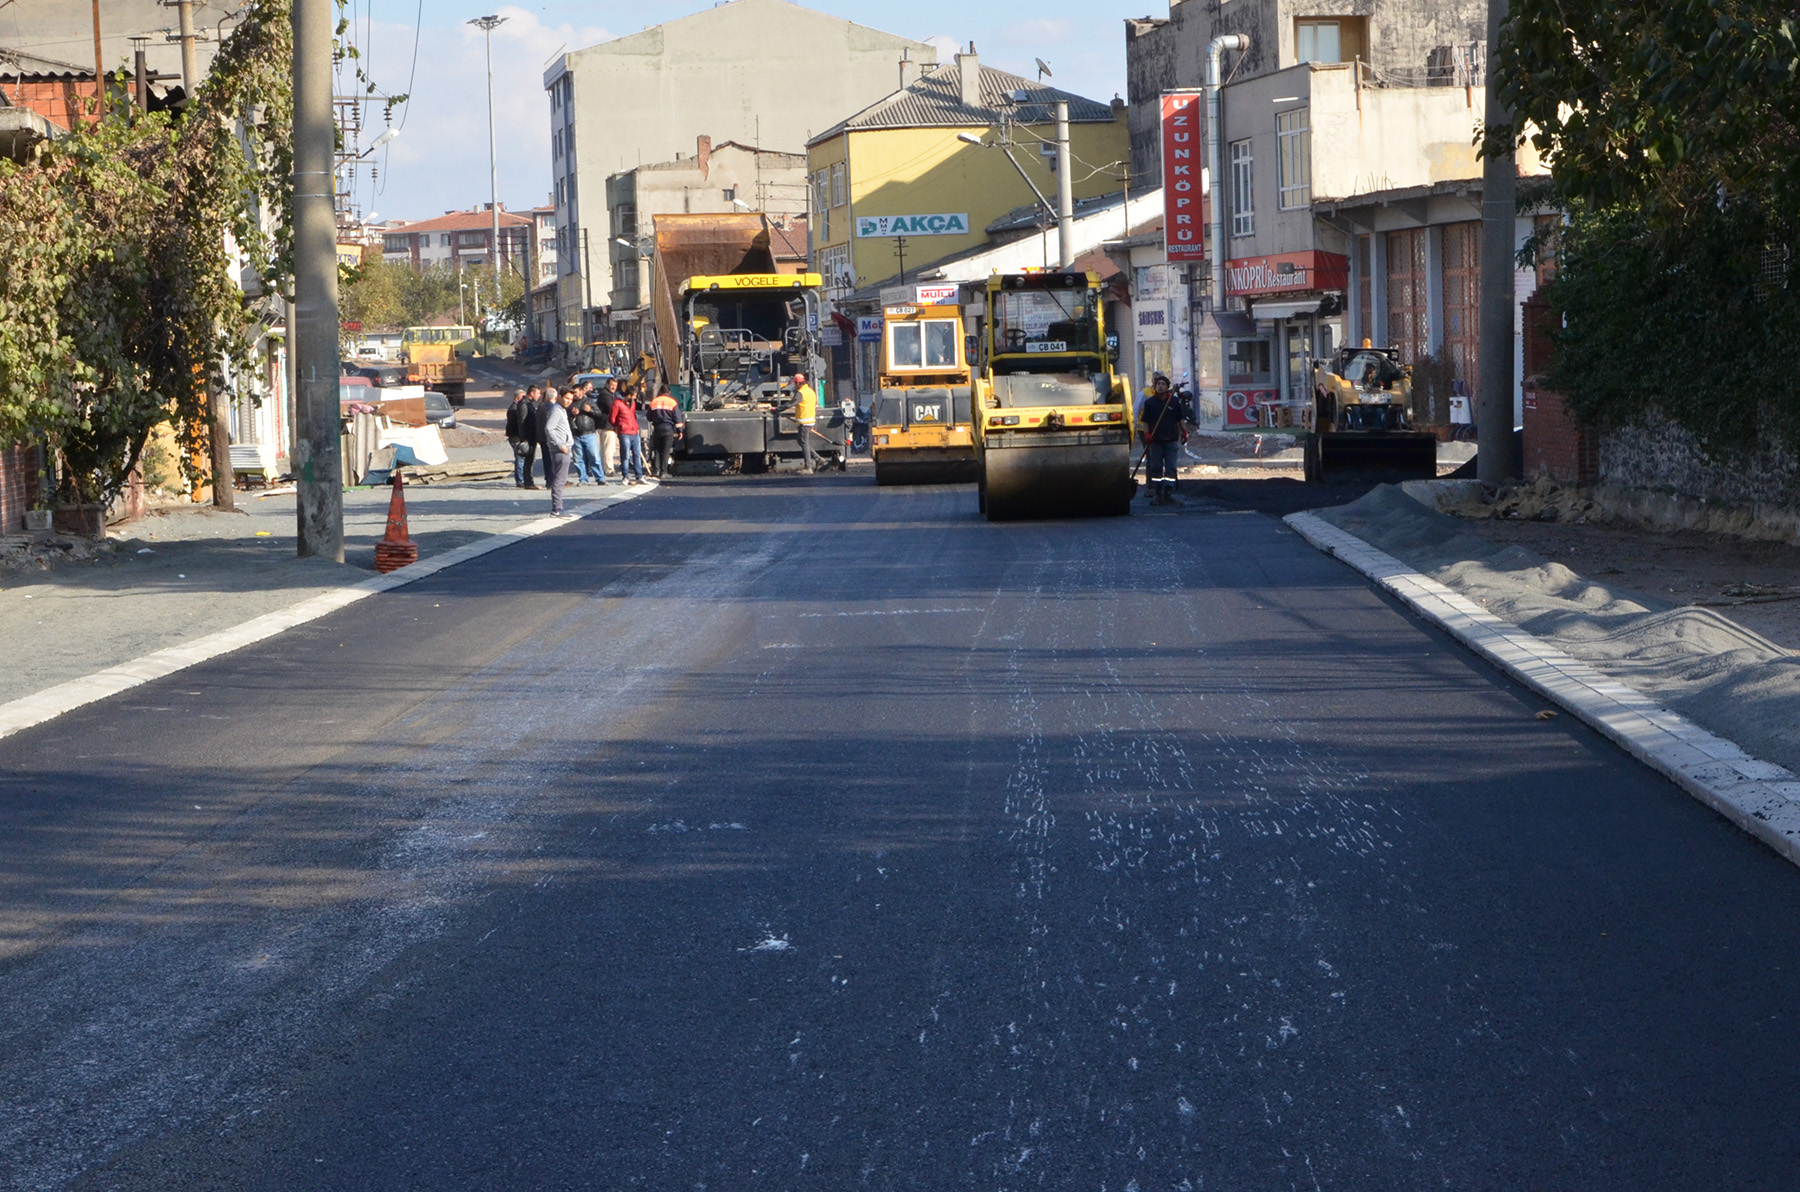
[981,437,1133,520]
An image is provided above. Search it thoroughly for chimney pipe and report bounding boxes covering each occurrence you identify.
[899,52,920,90]
[957,44,980,109]
[1206,34,1249,312]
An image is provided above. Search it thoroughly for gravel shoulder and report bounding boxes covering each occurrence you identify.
[1315,484,1800,779]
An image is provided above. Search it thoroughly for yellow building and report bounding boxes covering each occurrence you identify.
[807,48,1129,296]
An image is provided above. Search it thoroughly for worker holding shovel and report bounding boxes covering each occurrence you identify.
[1136,373,1188,505]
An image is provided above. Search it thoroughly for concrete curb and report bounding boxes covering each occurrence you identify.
[0,483,657,742]
[1284,511,1800,866]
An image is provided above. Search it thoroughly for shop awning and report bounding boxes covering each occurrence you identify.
[1250,299,1327,321]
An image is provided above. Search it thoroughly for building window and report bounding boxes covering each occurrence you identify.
[615,203,636,237]
[1229,139,1253,237]
[818,244,851,295]
[441,234,452,247]
[831,161,847,207]
[384,234,408,253]
[812,169,829,215]
[1295,18,1365,65]
[722,187,736,203]
[1276,108,1310,209]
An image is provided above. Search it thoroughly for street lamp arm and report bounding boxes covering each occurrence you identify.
[997,142,1057,221]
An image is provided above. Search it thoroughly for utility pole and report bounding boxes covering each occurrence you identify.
[175,0,199,94]
[894,236,908,284]
[1054,100,1075,269]
[581,228,594,345]
[1477,0,1517,485]
[470,15,507,335]
[90,0,105,117]
[293,0,343,560]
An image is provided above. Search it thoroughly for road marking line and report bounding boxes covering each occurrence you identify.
[1286,510,1800,867]
[0,485,656,742]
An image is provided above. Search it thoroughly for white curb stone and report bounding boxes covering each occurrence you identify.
[0,483,656,742]
[1286,510,1800,866]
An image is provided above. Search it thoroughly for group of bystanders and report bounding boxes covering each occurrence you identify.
[504,378,686,518]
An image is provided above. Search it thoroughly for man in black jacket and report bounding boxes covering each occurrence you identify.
[505,386,540,488]
[568,382,611,484]
[1137,374,1189,505]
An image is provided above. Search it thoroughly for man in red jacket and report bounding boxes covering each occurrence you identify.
[610,384,647,484]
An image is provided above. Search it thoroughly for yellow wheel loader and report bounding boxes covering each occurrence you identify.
[973,271,1135,521]
[1305,344,1438,482]
[870,300,977,486]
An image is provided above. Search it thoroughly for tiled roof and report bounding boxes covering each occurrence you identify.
[389,209,533,235]
[811,61,1116,143]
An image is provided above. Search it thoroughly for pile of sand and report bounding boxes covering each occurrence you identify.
[1317,485,1800,777]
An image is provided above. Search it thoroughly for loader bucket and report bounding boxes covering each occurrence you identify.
[982,440,1134,520]
[1312,431,1438,483]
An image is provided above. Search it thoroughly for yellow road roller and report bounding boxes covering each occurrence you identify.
[973,271,1135,520]
[870,299,978,485]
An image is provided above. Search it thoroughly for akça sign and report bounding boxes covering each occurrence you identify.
[856,214,970,238]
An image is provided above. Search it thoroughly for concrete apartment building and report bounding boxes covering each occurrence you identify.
[541,0,935,350]
[602,136,809,351]
[1123,0,1545,432]
[381,206,534,275]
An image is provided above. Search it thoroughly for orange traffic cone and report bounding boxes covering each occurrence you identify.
[373,470,419,573]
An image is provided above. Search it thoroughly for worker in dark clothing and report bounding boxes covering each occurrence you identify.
[568,383,611,485]
[506,386,540,489]
[1137,373,1188,505]
[645,387,684,479]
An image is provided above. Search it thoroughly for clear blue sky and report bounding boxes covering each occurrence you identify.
[340,0,1166,226]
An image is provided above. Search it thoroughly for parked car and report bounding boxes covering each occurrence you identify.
[342,360,407,387]
[422,390,457,430]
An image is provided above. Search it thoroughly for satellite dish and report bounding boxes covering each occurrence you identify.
[1035,58,1052,80]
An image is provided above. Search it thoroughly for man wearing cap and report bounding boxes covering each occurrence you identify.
[1137,373,1188,505]
[789,372,819,473]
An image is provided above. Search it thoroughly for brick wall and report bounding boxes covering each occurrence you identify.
[1522,384,1599,483]
[1518,295,1598,483]
[0,443,40,533]
[7,79,101,130]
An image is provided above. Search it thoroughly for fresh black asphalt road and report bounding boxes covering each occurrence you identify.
[4,475,1799,1190]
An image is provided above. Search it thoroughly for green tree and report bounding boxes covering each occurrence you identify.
[0,0,293,506]
[1498,1,1799,454]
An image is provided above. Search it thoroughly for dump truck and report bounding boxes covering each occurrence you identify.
[869,298,977,485]
[1305,344,1438,482]
[649,213,838,471]
[401,325,473,407]
[973,270,1135,520]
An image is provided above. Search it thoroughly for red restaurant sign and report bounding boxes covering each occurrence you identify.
[1224,250,1350,296]
[1161,92,1206,263]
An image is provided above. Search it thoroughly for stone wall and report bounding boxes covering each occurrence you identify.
[1592,411,1800,542]
[1600,411,1798,508]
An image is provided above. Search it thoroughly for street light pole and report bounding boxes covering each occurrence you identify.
[470,14,507,344]
[1054,100,1075,269]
